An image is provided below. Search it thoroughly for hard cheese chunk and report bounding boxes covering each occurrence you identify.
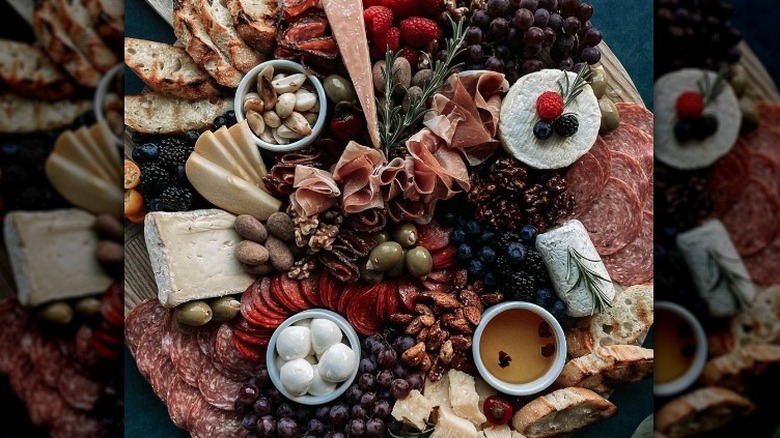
[536,219,615,317]
[423,375,451,410]
[430,407,479,438]
[144,209,254,307]
[391,389,434,431]
[448,369,487,426]
[483,425,513,438]
[676,219,755,317]
[4,209,112,306]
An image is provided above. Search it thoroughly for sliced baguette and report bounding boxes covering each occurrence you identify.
[0,39,75,100]
[554,345,654,393]
[84,0,123,45]
[225,0,277,53]
[125,37,221,100]
[511,387,617,438]
[54,0,117,72]
[730,286,780,348]
[699,343,780,390]
[655,387,755,438]
[125,93,232,134]
[173,0,243,88]
[199,0,263,73]
[566,284,654,358]
[0,93,92,134]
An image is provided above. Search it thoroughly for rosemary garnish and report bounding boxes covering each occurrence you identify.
[558,64,592,108]
[565,246,613,315]
[705,248,752,311]
[377,17,468,154]
[697,67,729,106]
[387,421,435,438]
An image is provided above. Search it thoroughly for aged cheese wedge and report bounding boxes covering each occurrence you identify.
[144,209,254,308]
[447,369,487,426]
[391,389,434,431]
[430,407,479,438]
[4,209,112,306]
[186,121,280,220]
[423,375,451,410]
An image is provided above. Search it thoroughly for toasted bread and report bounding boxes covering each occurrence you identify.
[730,290,780,348]
[173,0,243,88]
[0,39,75,100]
[0,93,92,134]
[655,387,755,438]
[566,284,654,358]
[125,37,221,100]
[54,0,117,72]
[199,0,263,72]
[699,344,780,390]
[225,0,277,53]
[555,345,654,393]
[84,0,123,45]
[511,387,617,438]
[125,93,232,134]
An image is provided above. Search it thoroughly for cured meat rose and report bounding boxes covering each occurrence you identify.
[718,178,780,256]
[332,141,385,214]
[289,165,341,217]
[603,211,653,285]
[567,151,607,216]
[615,102,653,136]
[578,177,643,256]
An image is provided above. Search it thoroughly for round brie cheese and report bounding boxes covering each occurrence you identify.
[276,326,312,361]
[317,343,356,383]
[498,69,600,169]
[655,68,740,169]
[280,358,315,396]
[310,318,343,355]
[308,364,338,396]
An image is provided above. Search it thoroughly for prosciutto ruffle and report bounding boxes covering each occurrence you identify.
[332,141,385,214]
[290,165,341,217]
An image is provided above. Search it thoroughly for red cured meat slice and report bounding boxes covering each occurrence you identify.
[186,394,210,430]
[75,325,99,370]
[50,408,102,438]
[135,315,169,379]
[644,186,654,213]
[166,377,200,428]
[744,235,780,285]
[260,276,290,315]
[197,324,218,359]
[150,357,177,403]
[417,220,451,252]
[749,151,780,197]
[319,272,341,310]
[719,178,780,256]
[190,404,246,438]
[757,101,780,127]
[300,273,322,307]
[234,325,271,346]
[234,335,266,363]
[22,330,65,388]
[214,323,258,378]
[397,278,422,312]
[58,365,102,411]
[741,121,780,164]
[579,177,643,256]
[280,275,310,311]
[708,139,751,216]
[125,298,167,356]
[567,151,607,216]
[615,102,653,136]
[8,357,37,397]
[589,136,613,173]
[26,380,62,426]
[347,287,381,335]
[603,210,654,286]
[600,122,653,178]
[170,329,204,387]
[610,151,649,203]
[0,347,25,376]
[197,360,243,411]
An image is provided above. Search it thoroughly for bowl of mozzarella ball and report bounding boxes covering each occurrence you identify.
[266,309,361,405]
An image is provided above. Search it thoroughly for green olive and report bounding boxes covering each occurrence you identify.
[392,223,418,248]
[373,231,391,245]
[385,249,408,278]
[589,65,608,99]
[323,74,357,103]
[74,297,101,317]
[740,96,760,132]
[175,319,197,334]
[729,64,748,98]
[598,96,620,133]
[360,261,384,284]
[210,296,241,322]
[405,246,432,278]
[38,302,73,325]
[174,301,213,327]
[366,241,404,271]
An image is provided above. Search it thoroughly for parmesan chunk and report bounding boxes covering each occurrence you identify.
[424,375,451,410]
[483,425,513,438]
[430,407,479,438]
[391,389,434,431]
[448,369,487,426]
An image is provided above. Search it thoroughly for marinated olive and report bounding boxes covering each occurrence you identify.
[729,64,748,98]
[210,296,241,322]
[174,301,213,327]
[360,261,384,284]
[589,65,608,99]
[366,241,404,271]
[74,297,101,317]
[405,246,433,277]
[38,302,73,325]
[323,74,357,103]
[385,249,408,278]
[175,319,197,334]
[392,223,418,247]
[740,96,759,132]
[598,96,620,133]
[373,231,391,245]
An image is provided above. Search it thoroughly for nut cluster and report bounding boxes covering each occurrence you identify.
[234,212,297,275]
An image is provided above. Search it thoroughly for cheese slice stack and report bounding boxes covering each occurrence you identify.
[45,120,122,217]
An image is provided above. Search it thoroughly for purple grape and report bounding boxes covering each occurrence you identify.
[358,358,377,374]
[577,3,594,21]
[373,400,391,419]
[242,414,259,432]
[364,336,384,356]
[328,404,350,427]
[471,10,491,28]
[392,336,415,352]
[490,18,510,37]
[487,0,511,18]
[348,419,366,437]
[555,33,575,52]
[581,28,602,47]
[378,388,392,401]
[307,418,326,434]
[581,46,601,64]
[468,44,485,62]
[294,406,313,424]
[521,59,543,74]
[358,373,376,391]
[495,45,511,59]
[253,397,271,416]
[376,369,394,388]
[345,384,363,405]
[366,418,385,438]
[331,433,345,438]
[392,364,409,379]
[563,16,581,34]
[465,26,484,44]
[485,56,505,72]
[507,28,522,49]
[543,27,556,45]
[391,379,411,399]
[351,404,367,419]
[256,368,271,389]
[360,392,377,409]
[407,373,424,391]
[238,384,258,404]
[277,418,299,438]
[518,0,538,10]
[522,44,542,57]
[512,8,534,31]
[277,402,294,418]
[315,405,330,419]
[561,0,581,17]
[533,8,550,27]
[524,27,544,45]
[388,418,404,434]
[257,416,276,438]
[376,349,397,369]
[558,57,574,70]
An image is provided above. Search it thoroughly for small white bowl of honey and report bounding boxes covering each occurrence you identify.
[654,301,707,397]
[472,301,567,396]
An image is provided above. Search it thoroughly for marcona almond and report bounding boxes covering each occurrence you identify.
[303,112,318,126]
[276,93,296,118]
[272,73,306,94]
[263,110,281,128]
[277,124,304,140]
[246,111,265,136]
[294,89,317,112]
[283,112,312,136]
[450,334,471,350]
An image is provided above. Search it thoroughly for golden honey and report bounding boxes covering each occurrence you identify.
[479,309,556,384]
[654,308,696,384]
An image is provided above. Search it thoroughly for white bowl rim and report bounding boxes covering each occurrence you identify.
[472,301,567,396]
[653,300,708,397]
[266,309,361,405]
[93,63,123,147]
[234,60,327,153]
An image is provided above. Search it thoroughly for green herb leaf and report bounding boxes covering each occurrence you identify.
[697,67,729,107]
[565,246,613,315]
[559,64,592,108]
[705,248,752,311]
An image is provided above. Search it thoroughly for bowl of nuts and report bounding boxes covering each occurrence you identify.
[235,60,326,152]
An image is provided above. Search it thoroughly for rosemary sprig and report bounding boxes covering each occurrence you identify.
[705,248,752,311]
[377,16,468,154]
[697,67,729,106]
[387,421,435,438]
[565,246,613,315]
[558,64,592,108]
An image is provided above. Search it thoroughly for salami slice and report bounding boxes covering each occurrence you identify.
[589,136,613,173]
[75,324,99,370]
[567,151,607,216]
[150,357,177,403]
[718,178,780,256]
[643,186,653,212]
[186,394,210,431]
[744,235,780,286]
[125,298,167,356]
[603,211,653,286]
[135,315,168,379]
[166,377,200,428]
[748,151,780,197]
[615,102,653,136]
[757,101,780,127]
[579,177,643,256]
[600,122,653,178]
[708,139,751,216]
[25,380,63,426]
[50,408,102,438]
[170,329,205,387]
[0,346,25,375]
[742,121,780,164]
[610,151,649,203]
[197,360,243,411]
[57,365,102,411]
[8,357,37,397]
[23,330,65,388]
[214,323,257,378]
[189,404,246,438]
[197,324,218,359]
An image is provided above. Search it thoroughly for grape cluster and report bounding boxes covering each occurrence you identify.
[236,332,423,437]
[463,0,603,83]
[654,0,741,78]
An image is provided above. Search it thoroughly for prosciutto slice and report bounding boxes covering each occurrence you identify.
[290,166,341,217]
[332,141,385,214]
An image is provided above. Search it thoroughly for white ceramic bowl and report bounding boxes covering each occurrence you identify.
[472,301,567,396]
[654,301,708,397]
[266,309,360,405]
[93,63,124,147]
[235,60,327,153]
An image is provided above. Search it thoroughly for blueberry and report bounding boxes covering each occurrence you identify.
[479,246,496,264]
[480,231,496,244]
[456,243,474,261]
[0,143,20,157]
[468,259,484,277]
[132,142,160,163]
[484,272,497,286]
[452,228,467,245]
[533,120,553,140]
[550,299,567,318]
[225,110,237,125]
[520,225,538,243]
[506,242,527,264]
[213,115,229,129]
[442,211,458,225]
[465,220,481,238]
[673,119,693,143]
[184,130,200,146]
[534,287,554,307]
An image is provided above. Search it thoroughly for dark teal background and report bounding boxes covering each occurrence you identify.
[124,1,653,436]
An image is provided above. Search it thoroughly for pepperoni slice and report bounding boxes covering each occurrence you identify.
[261,276,290,315]
[579,177,643,256]
[233,325,271,347]
[397,278,422,312]
[348,287,381,336]
[279,274,309,311]
[300,273,322,307]
[615,102,653,136]
[197,360,243,411]
[233,335,266,363]
[170,329,203,387]
[417,220,451,252]
[431,245,456,270]
[603,211,654,286]
[567,151,607,216]
[319,272,341,310]
[214,323,258,378]
[718,178,780,256]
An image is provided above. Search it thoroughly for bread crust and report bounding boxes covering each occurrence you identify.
[225,0,277,53]
[0,39,76,100]
[555,345,654,393]
[511,387,617,438]
[125,94,232,134]
[198,0,263,73]
[0,93,91,134]
[655,387,755,438]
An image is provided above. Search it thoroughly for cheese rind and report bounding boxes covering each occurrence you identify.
[4,209,112,306]
[144,209,255,308]
[536,220,615,317]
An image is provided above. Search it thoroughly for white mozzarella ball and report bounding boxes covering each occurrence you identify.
[276,326,312,361]
[280,358,314,396]
[308,365,337,396]
[309,318,343,355]
[317,343,356,383]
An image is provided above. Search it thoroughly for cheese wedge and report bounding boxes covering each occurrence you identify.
[423,375,452,410]
[430,407,479,438]
[447,369,487,426]
[4,209,112,306]
[391,389,434,431]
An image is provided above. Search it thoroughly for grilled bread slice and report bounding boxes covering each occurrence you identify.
[173,0,243,88]
[730,285,780,348]
[54,0,117,72]
[125,93,232,134]
[511,387,617,438]
[84,0,123,45]
[699,343,780,390]
[199,0,263,73]
[0,39,75,100]
[125,37,221,100]
[655,387,755,438]
[225,0,277,53]
[0,93,92,134]
[554,345,654,394]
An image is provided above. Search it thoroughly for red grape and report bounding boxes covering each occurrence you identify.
[490,18,510,37]
[487,0,512,17]
[581,46,601,64]
[512,8,534,31]
[563,16,581,34]
[390,379,411,399]
[533,8,550,27]
[524,27,545,45]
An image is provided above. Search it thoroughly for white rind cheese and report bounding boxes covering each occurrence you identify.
[498,69,600,169]
[144,209,254,308]
[676,219,755,317]
[536,220,615,317]
[4,209,112,306]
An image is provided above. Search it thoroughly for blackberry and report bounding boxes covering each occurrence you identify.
[153,186,193,212]
[159,137,189,150]
[158,141,192,169]
[140,163,173,196]
[552,114,579,137]
[504,272,535,302]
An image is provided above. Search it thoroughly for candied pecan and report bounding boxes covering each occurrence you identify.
[459,290,483,311]
[438,340,455,364]
[451,351,476,374]
[423,292,461,311]
[404,317,424,335]
[419,313,435,327]
[453,269,469,289]
[427,358,446,381]
[402,342,427,366]
[480,292,504,306]
[420,353,433,371]
[390,313,415,325]
[447,317,473,335]
[415,304,433,316]
[417,327,430,343]
[426,326,448,351]
[463,306,482,326]
[450,335,472,351]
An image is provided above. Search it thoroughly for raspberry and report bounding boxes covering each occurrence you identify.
[364,6,393,36]
[418,0,443,16]
[676,91,705,119]
[380,0,418,18]
[374,26,401,54]
[535,91,564,122]
[399,17,442,49]
[399,47,420,68]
